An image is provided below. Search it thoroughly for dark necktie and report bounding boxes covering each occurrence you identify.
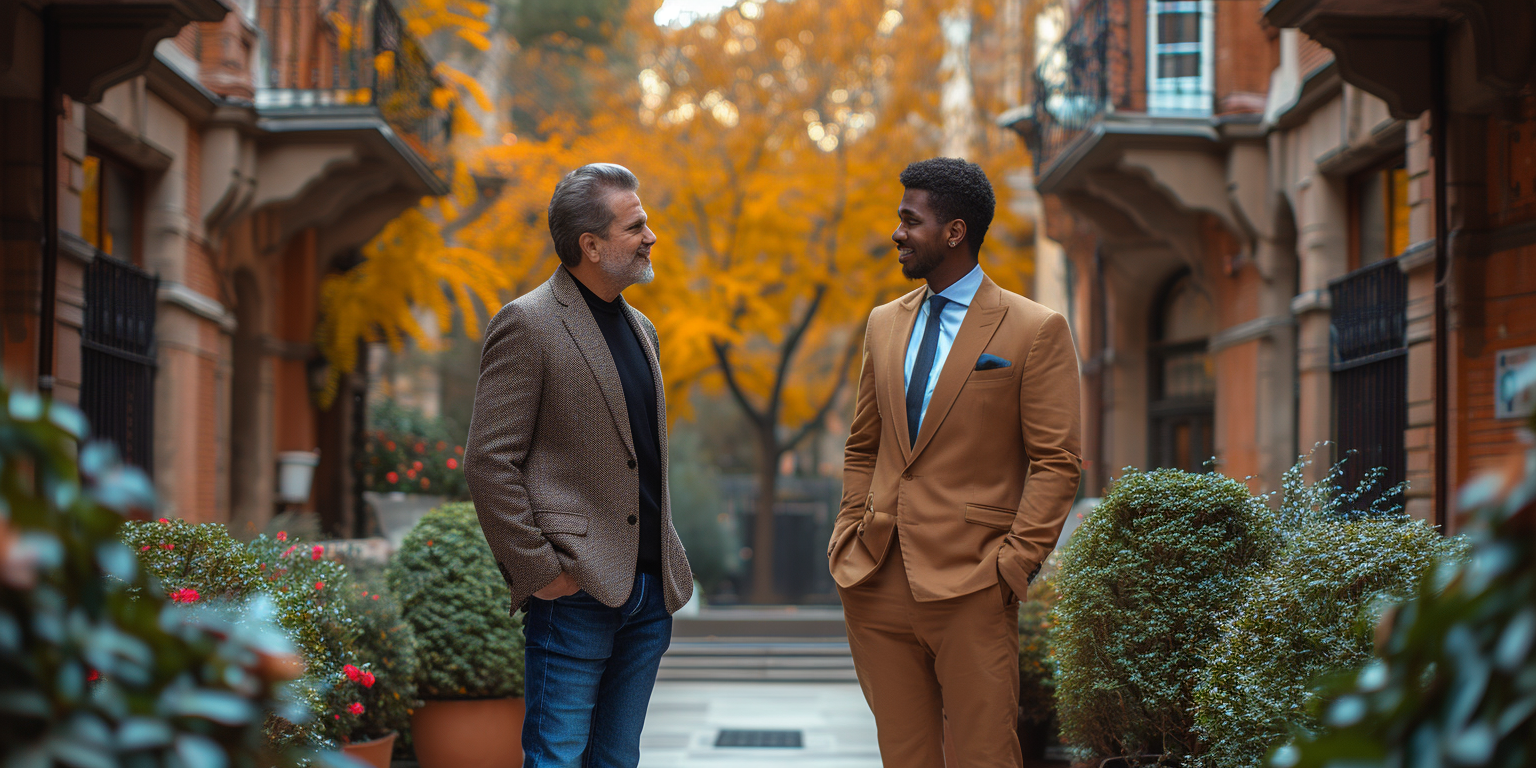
[906,294,951,448]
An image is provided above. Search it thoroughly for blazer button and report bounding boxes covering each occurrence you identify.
[628,458,637,469]
[628,515,638,525]
[902,471,914,481]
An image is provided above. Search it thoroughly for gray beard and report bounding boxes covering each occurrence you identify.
[600,251,654,287]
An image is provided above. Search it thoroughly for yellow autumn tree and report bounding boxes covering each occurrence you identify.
[461,0,1037,601]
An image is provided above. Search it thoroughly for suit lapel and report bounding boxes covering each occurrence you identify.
[549,268,636,457]
[907,276,1007,465]
[883,287,926,463]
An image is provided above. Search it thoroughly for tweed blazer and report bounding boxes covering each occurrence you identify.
[830,273,1082,603]
[464,266,694,615]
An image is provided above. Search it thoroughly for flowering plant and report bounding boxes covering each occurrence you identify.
[360,399,468,498]
[342,561,420,747]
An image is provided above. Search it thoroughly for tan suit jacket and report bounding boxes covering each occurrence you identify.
[830,273,1081,602]
[465,267,694,615]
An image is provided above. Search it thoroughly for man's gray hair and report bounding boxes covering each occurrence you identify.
[547,163,640,268]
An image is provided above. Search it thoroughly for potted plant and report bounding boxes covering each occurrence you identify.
[387,502,525,768]
[362,400,469,549]
[1051,468,1280,766]
[338,562,421,768]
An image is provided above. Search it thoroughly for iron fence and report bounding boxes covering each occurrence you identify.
[1329,259,1408,510]
[80,256,158,472]
[256,0,451,179]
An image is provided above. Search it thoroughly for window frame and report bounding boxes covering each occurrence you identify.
[80,145,146,266]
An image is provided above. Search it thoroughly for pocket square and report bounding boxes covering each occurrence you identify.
[975,353,1012,371]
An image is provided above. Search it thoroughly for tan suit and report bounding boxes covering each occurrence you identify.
[465,267,694,615]
[830,273,1081,767]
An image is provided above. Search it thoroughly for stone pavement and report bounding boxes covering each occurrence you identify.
[638,681,882,768]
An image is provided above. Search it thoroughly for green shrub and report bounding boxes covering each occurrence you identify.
[362,400,468,498]
[246,532,370,745]
[386,502,524,699]
[1279,378,1536,768]
[0,383,328,768]
[120,518,261,603]
[1053,468,1280,761]
[1192,502,1467,767]
[343,562,420,745]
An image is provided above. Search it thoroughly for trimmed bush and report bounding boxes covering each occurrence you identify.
[386,502,524,699]
[1053,468,1280,761]
[343,562,420,746]
[120,518,261,603]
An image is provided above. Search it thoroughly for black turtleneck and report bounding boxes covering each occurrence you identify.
[573,273,663,576]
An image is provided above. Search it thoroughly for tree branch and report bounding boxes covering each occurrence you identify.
[712,338,768,430]
[783,324,865,452]
[766,283,827,421]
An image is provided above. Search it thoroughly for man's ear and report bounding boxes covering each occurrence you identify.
[946,219,967,248]
[579,231,602,263]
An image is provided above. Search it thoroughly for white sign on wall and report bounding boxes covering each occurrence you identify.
[1495,345,1536,419]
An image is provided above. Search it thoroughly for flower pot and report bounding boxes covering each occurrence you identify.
[342,731,397,768]
[411,698,524,768]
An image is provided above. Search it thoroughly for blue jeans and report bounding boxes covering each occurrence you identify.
[521,572,672,768]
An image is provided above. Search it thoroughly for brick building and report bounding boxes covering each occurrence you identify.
[2,0,450,533]
[1004,0,1536,525]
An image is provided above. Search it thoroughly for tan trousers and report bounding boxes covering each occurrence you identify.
[838,535,1022,768]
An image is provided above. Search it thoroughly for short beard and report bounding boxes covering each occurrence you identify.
[599,249,654,288]
[900,248,944,281]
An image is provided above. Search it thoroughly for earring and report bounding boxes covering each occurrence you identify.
[948,241,957,247]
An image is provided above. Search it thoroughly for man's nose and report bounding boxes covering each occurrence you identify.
[643,226,657,245]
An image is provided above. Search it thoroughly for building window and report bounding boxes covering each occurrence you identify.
[79,151,142,263]
[1147,0,1213,115]
[1351,159,1411,268]
[1148,272,1216,473]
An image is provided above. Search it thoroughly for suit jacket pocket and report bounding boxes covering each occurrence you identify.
[964,502,1017,530]
[534,510,589,536]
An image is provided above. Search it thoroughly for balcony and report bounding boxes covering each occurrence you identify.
[1026,0,1217,183]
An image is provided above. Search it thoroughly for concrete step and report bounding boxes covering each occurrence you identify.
[660,634,856,683]
[673,607,848,639]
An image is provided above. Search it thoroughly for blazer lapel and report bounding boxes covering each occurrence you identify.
[907,276,1007,465]
[883,287,926,463]
[549,268,636,457]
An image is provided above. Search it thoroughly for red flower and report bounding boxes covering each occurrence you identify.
[406,469,417,479]
[454,446,464,456]
[170,588,200,604]
[158,518,169,524]
[420,478,431,490]
[140,545,150,551]
[436,440,447,451]
[314,581,325,591]
[413,442,426,454]
[446,458,458,470]
[311,545,324,561]
[282,545,298,557]
[349,702,364,715]
[343,664,362,682]
[86,669,99,682]
[277,531,288,542]
[412,460,423,471]
[162,543,175,551]
[386,471,399,484]
[385,441,396,451]
[361,671,375,688]
[372,594,379,600]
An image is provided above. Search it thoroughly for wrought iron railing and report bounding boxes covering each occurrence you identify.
[255,0,451,180]
[1329,259,1408,510]
[80,256,159,472]
[1029,0,1215,174]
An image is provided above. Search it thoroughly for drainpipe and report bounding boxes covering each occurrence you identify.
[1430,25,1449,529]
[38,10,59,395]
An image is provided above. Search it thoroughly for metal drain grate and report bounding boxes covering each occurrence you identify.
[714,729,804,748]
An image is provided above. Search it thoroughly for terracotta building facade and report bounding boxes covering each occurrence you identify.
[1007,0,1536,526]
[2,0,450,533]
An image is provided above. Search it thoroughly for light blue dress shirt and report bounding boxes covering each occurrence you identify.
[903,264,984,422]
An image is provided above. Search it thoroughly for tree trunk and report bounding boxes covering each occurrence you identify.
[749,426,781,603]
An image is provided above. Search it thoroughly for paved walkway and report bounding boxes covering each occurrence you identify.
[638,681,881,768]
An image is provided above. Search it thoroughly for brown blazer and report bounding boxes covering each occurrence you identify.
[830,273,1081,602]
[465,267,694,615]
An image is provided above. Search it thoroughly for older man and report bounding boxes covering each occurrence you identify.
[465,163,693,768]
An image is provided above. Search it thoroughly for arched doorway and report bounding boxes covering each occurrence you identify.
[1148,271,1216,472]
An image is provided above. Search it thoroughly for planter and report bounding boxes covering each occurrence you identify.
[342,731,397,768]
[364,492,447,550]
[411,698,524,768]
[1099,756,1177,768]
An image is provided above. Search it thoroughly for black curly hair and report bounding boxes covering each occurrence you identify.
[899,157,996,255]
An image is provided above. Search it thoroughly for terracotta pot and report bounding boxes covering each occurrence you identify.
[342,731,397,768]
[411,698,524,768]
